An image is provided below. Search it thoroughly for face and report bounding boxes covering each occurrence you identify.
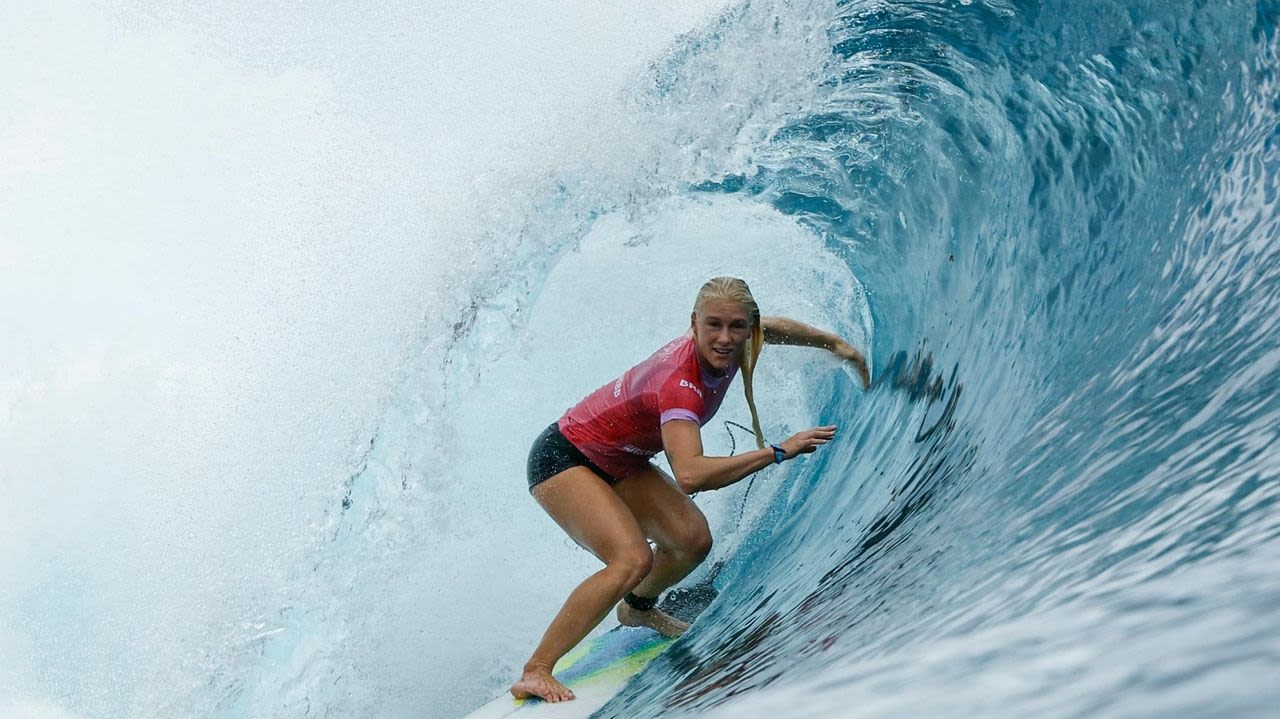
[691,299,753,374]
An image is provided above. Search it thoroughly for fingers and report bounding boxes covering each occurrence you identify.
[784,425,838,457]
[807,425,837,441]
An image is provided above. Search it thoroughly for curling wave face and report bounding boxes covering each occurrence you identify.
[118,0,1279,716]
[586,0,1280,716]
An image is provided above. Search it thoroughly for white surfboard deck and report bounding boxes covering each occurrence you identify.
[465,625,673,718]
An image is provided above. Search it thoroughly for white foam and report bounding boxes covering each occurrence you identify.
[0,1,733,716]
[0,699,87,719]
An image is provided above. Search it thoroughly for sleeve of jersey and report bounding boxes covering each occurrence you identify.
[657,371,706,425]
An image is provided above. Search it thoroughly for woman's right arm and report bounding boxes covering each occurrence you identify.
[661,420,837,494]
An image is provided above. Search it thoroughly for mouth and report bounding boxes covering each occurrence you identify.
[711,347,735,359]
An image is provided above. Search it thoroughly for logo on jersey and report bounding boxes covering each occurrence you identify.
[622,444,652,456]
[679,378,704,398]
[613,378,623,398]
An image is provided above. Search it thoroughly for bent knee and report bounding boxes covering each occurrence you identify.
[684,528,713,561]
[608,545,654,587]
[665,525,712,562]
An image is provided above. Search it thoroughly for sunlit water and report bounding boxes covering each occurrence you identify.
[3,1,1278,718]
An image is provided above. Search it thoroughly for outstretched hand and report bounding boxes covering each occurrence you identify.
[779,425,837,459]
[834,342,870,389]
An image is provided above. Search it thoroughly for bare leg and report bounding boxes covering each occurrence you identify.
[611,467,713,638]
[632,544,709,600]
[511,467,653,703]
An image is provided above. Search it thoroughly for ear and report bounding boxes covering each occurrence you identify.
[689,311,698,332]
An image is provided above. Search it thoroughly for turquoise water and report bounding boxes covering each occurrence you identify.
[320,0,1280,715]
[593,0,1280,716]
[5,1,1277,717]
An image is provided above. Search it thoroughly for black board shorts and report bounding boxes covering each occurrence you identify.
[527,422,620,491]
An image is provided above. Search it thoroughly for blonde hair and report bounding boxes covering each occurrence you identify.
[694,277,767,449]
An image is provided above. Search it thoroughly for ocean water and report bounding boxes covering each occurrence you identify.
[2,0,1278,718]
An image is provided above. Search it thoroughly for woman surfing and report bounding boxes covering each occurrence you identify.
[512,277,869,703]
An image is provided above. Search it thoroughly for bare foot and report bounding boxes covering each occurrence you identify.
[510,664,575,703]
[616,601,689,638]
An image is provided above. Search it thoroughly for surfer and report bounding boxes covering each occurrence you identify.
[511,277,869,703]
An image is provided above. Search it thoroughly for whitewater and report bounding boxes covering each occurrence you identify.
[2,0,1278,717]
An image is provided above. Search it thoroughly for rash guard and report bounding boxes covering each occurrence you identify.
[558,334,738,479]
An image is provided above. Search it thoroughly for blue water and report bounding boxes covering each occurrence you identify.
[13,0,1272,717]
[571,0,1280,716]
[284,0,1280,715]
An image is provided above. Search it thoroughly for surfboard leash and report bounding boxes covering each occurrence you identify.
[722,420,762,525]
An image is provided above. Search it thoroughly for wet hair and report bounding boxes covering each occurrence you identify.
[693,277,767,448]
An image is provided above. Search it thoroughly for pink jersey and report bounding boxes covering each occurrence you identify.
[558,335,738,479]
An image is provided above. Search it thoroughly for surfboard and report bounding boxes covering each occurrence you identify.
[465,625,673,718]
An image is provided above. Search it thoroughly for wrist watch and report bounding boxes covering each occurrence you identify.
[770,444,786,464]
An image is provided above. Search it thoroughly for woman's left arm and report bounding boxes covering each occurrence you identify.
[761,316,870,388]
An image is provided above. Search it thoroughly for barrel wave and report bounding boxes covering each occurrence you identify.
[571,0,1280,716]
[313,0,1280,716]
[12,0,1273,717]
[443,0,1280,716]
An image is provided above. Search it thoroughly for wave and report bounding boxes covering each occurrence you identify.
[277,0,1280,716]
[9,0,1275,716]
[596,0,1280,716]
